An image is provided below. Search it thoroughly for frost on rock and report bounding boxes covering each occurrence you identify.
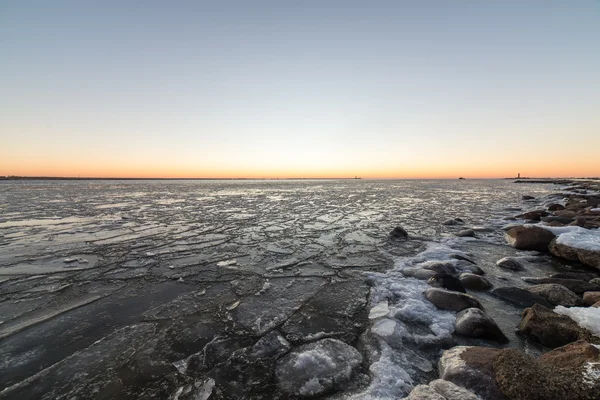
[555,228,600,252]
[275,338,362,397]
[554,306,600,338]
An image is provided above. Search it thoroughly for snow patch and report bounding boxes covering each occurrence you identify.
[554,306,600,337]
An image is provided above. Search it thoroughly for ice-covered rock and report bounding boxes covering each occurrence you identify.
[554,306,600,338]
[550,228,600,269]
[275,338,362,397]
[427,273,466,293]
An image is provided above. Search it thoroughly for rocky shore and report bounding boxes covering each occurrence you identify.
[402,180,600,400]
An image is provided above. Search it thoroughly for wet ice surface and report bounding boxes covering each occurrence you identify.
[0,179,563,398]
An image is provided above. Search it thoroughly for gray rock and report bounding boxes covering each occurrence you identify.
[490,287,554,308]
[404,384,446,400]
[443,218,465,226]
[526,284,584,307]
[422,262,458,275]
[496,257,524,271]
[390,226,409,238]
[459,273,492,291]
[275,338,362,397]
[424,288,483,312]
[248,331,291,360]
[455,308,508,343]
[456,229,475,237]
[429,379,480,400]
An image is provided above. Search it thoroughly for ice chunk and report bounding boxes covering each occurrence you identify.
[554,306,600,337]
[369,301,390,319]
[275,338,362,397]
[555,229,600,252]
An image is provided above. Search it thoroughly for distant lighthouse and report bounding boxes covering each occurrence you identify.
[518,172,520,178]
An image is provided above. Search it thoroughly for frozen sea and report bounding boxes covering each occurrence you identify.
[0,179,562,399]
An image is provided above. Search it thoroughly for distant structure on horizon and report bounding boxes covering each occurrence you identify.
[518,173,520,178]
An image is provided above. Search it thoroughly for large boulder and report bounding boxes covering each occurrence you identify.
[516,304,595,348]
[550,231,600,270]
[438,346,507,400]
[490,287,553,308]
[424,288,483,312]
[494,342,600,400]
[275,338,362,397]
[526,284,584,307]
[505,225,556,251]
[459,273,492,291]
[454,308,508,343]
[522,277,600,294]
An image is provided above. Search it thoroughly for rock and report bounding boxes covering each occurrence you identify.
[505,225,556,251]
[438,346,507,400]
[516,303,595,348]
[404,384,446,400]
[539,339,600,367]
[275,338,362,397]
[494,344,600,400]
[405,379,479,400]
[522,195,535,200]
[455,308,508,343]
[450,254,477,264]
[401,268,437,280]
[429,379,479,400]
[553,209,577,218]
[490,287,554,308]
[583,291,600,306]
[522,277,600,294]
[459,273,492,291]
[549,271,599,282]
[591,278,600,286]
[422,262,458,275]
[427,273,466,293]
[390,226,408,238]
[424,288,483,312]
[550,236,600,270]
[593,301,600,308]
[526,284,584,307]
[457,264,485,276]
[546,203,565,211]
[515,210,549,221]
[456,229,475,237]
[541,216,575,224]
[443,218,465,226]
[496,257,525,271]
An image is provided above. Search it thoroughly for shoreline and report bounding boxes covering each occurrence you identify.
[399,179,600,399]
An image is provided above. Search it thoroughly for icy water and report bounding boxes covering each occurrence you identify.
[0,179,561,399]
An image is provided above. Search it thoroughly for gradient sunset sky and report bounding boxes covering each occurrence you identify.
[1,1,599,179]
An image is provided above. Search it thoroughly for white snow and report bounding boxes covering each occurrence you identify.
[591,208,600,212]
[554,306,600,337]
[555,229,600,252]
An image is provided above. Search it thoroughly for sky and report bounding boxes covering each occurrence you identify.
[1,1,599,179]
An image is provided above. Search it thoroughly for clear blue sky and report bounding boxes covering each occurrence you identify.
[2,1,599,177]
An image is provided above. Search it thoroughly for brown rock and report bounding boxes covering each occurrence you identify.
[515,210,549,221]
[459,273,492,291]
[516,303,596,348]
[494,346,600,400]
[553,209,577,218]
[583,291,600,306]
[539,339,600,368]
[424,288,483,312]
[504,225,556,251]
[526,283,584,307]
[522,277,600,294]
[546,203,565,211]
[438,346,507,400]
[593,300,600,308]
